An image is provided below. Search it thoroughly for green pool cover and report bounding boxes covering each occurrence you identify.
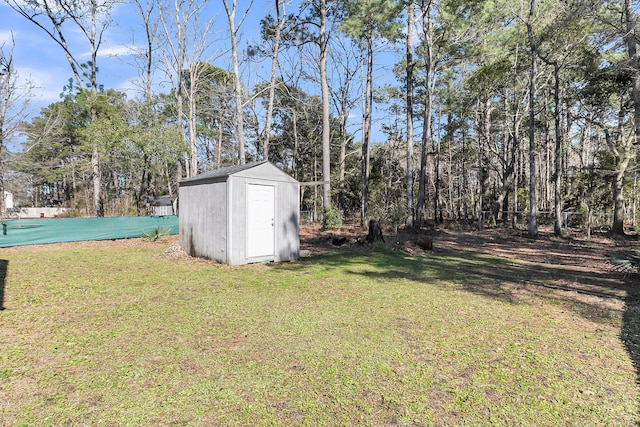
[0,216,178,248]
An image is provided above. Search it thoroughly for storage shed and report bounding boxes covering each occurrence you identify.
[179,161,300,265]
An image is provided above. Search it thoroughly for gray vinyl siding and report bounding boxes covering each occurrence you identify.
[178,161,299,265]
[275,180,300,262]
[179,177,228,261]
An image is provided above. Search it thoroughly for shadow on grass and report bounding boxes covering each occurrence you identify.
[0,259,7,310]
[292,247,629,321]
[622,278,640,424]
[285,244,640,418]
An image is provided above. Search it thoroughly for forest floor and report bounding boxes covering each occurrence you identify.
[300,222,639,270]
[301,222,640,317]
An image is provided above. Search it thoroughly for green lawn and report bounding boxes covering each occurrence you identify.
[0,240,638,426]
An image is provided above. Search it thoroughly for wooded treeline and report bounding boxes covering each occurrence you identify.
[2,0,640,236]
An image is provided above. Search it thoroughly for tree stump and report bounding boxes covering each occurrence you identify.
[366,219,385,244]
[415,237,433,251]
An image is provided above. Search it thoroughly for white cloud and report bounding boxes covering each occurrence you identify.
[96,44,138,57]
[18,66,68,103]
[0,30,15,45]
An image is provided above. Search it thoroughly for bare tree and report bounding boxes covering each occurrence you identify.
[262,0,287,161]
[0,43,15,215]
[319,0,331,212]
[158,0,218,177]
[221,0,255,165]
[0,35,32,217]
[295,0,334,213]
[5,0,116,216]
[132,0,157,102]
[328,36,361,212]
[129,0,158,213]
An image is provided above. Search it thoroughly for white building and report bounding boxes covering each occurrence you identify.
[4,191,13,209]
[179,161,300,265]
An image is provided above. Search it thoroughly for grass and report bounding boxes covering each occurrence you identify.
[0,240,638,426]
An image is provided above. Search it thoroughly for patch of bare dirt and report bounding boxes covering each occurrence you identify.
[300,224,640,318]
[301,223,638,270]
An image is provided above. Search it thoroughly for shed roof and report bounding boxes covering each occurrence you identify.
[180,161,297,184]
[181,161,266,183]
[152,195,177,206]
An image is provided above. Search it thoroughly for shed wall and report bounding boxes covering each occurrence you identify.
[228,173,299,265]
[275,180,300,262]
[179,161,299,265]
[179,178,228,261]
[227,177,247,265]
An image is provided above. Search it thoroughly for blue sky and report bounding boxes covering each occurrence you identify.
[2,1,131,103]
[0,0,399,150]
[0,1,271,107]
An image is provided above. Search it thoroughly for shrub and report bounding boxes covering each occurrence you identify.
[142,227,170,241]
[322,208,342,230]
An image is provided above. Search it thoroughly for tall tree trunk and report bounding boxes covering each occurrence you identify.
[538,46,564,235]
[497,96,516,225]
[263,0,285,161]
[417,1,434,228]
[135,0,154,101]
[136,154,150,215]
[476,99,491,230]
[405,0,415,226]
[338,116,348,211]
[91,144,103,217]
[434,133,441,224]
[222,0,250,165]
[320,0,331,212]
[625,0,640,160]
[509,40,522,228]
[606,129,630,235]
[158,0,189,176]
[526,0,538,236]
[551,62,562,236]
[361,34,373,224]
[133,0,155,214]
[188,69,199,175]
[88,1,103,216]
[216,114,223,168]
[292,109,299,180]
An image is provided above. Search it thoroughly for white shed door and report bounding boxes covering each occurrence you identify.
[247,184,275,258]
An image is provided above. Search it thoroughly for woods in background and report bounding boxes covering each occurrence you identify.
[2,0,640,236]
